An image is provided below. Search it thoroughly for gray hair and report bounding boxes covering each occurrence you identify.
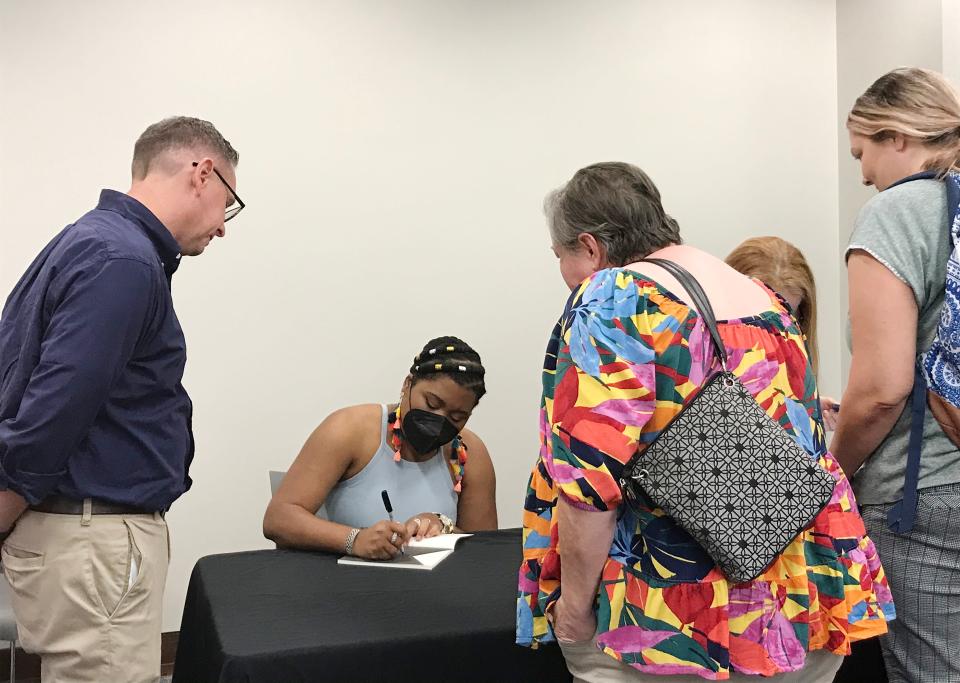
[132,116,239,179]
[546,162,681,265]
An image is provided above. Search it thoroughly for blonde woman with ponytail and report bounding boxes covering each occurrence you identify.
[838,67,960,683]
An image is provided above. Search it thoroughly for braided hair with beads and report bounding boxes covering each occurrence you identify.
[388,336,486,493]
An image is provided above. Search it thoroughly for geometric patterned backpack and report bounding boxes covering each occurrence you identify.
[620,258,836,583]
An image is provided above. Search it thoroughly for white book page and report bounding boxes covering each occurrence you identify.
[337,549,453,570]
[336,534,471,569]
[406,533,472,551]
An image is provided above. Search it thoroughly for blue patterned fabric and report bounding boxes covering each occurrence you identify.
[921,171,960,405]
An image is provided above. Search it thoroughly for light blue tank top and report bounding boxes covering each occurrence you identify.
[321,405,459,528]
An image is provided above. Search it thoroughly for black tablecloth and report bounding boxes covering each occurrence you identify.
[172,529,570,683]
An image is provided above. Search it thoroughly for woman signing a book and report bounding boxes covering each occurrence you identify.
[263,336,497,560]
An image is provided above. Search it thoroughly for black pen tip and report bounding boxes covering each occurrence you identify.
[381,489,392,511]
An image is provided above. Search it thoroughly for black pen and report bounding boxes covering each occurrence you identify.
[381,489,404,555]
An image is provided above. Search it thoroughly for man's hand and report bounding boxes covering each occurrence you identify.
[0,490,28,537]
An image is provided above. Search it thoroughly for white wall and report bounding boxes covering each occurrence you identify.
[835,0,946,383]
[0,0,840,631]
[944,0,960,84]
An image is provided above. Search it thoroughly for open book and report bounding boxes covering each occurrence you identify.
[337,533,472,570]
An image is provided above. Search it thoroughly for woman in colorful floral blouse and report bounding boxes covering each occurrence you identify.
[516,162,893,682]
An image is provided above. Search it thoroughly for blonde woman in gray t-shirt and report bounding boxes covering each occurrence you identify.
[839,67,960,683]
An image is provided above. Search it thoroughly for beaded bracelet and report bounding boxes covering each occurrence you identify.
[344,527,361,555]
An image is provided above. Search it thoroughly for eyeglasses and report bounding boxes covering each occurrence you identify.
[192,161,245,222]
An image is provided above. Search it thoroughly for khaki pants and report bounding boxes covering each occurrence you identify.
[559,639,844,683]
[2,508,169,683]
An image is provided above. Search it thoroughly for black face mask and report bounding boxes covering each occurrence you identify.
[402,408,459,455]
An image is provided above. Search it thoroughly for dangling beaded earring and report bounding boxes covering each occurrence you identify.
[389,403,403,462]
[448,435,468,494]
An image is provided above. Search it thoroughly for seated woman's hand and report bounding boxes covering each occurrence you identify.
[352,520,408,560]
[405,513,444,540]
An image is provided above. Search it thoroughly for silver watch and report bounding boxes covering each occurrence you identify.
[434,513,455,534]
[344,527,362,555]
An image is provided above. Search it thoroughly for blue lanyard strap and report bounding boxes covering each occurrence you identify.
[886,363,926,533]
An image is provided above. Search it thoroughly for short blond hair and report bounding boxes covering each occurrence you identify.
[132,116,238,180]
[847,67,960,176]
[725,236,819,376]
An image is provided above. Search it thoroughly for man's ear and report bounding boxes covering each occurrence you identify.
[191,158,215,195]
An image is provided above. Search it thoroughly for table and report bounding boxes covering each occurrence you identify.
[172,529,571,683]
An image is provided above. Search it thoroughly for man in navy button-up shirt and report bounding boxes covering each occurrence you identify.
[0,116,241,682]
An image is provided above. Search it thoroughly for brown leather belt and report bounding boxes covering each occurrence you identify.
[30,496,160,516]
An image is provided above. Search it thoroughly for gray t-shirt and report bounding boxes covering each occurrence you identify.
[845,178,960,504]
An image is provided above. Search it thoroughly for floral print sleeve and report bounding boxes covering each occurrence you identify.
[543,269,660,512]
